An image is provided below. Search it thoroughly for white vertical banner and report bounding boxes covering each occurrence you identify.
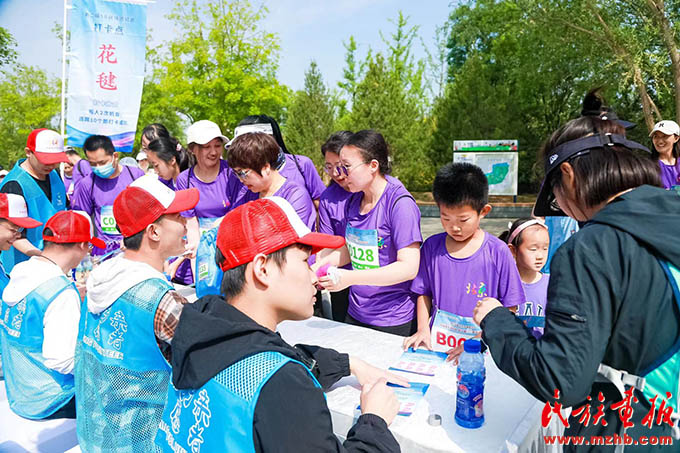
[66,0,147,152]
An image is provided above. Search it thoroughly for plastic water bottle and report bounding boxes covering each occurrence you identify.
[455,339,485,428]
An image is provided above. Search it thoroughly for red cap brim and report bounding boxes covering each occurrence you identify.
[34,151,69,165]
[90,237,107,249]
[297,232,345,255]
[7,216,42,229]
[165,188,199,214]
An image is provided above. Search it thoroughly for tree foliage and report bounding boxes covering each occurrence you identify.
[150,0,289,138]
[0,27,17,68]
[283,61,336,168]
[0,65,60,167]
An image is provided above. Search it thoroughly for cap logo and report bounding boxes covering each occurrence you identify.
[549,154,558,165]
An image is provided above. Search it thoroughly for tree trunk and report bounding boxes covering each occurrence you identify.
[645,0,680,125]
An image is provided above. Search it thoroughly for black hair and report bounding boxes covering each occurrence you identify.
[83,135,115,155]
[543,116,662,208]
[142,123,171,144]
[122,228,144,250]
[65,149,81,157]
[321,131,353,156]
[343,130,390,175]
[147,137,195,172]
[216,244,311,300]
[498,218,545,247]
[433,162,488,211]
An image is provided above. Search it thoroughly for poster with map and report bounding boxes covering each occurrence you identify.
[453,140,518,196]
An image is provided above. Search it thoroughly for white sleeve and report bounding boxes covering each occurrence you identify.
[42,288,81,375]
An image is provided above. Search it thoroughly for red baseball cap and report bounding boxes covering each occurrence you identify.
[113,174,199,237]
[43,210,106,249]
[217,196,345,271]
[0,193,42,229]
[26,129,69,165]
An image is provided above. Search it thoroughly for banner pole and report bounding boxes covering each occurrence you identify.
[60,0,69,139]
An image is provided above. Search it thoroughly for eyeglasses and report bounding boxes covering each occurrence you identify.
[336,162,369,177]
[323,163,342,175]
[234,169,252,181]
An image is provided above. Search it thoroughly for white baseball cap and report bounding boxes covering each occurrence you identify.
[649,120,680,137]
[226,123,274,146]
[26,129,68,165]
[186,120,229,146]
[136,151,148,161]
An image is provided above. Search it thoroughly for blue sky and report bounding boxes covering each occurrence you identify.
[0,0,453,91]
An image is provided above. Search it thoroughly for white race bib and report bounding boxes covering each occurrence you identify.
[431,308,481,352]
[100,205,118,234]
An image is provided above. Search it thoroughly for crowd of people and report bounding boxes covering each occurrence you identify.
[0,100,679,452]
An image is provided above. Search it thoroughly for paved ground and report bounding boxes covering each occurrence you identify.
[421,217,512,240]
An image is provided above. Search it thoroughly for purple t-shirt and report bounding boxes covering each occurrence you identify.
[63,160,92,199]
[279,154,325,200]
[658,160,680,189]
[71,165,144,255]
[520,273,550,338]
[159,177,175,190]
[343,176,422,326]
[176,160,244,220]
[318,182,351,235]
[411,231,526,318]
[274,179,316,230]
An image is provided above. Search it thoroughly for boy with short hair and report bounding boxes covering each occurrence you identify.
[156,197,402,453]
[1,210,104,420]
[403,162,525,359]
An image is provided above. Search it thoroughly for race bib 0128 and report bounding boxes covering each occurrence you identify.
[345,225,380,270]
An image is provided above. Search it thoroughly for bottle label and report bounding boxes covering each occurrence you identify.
[455,377,484,424]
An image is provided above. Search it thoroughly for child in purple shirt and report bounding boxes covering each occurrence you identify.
[316,130,422,337]
[499,218,550,338]
[404,162,525,359]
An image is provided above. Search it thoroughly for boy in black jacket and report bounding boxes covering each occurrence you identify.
[155,196,402,452]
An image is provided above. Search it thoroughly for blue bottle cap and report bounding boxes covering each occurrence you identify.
[463,339,481,353]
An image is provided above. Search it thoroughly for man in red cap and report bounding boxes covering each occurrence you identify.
[75,174,199,453]
[0,129,68,272]
[0,209,103,420]
[155,197,402,453]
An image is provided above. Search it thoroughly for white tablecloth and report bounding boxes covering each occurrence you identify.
[278,317,545,453]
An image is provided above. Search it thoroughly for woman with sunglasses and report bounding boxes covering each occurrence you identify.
[473,115,680,449]
[227,133,316,230]
[317,130,422,336]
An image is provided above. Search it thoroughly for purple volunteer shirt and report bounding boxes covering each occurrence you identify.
[176,160,244,219]
[658,160,680,189]
[71,165,145,255]
[411,231,525,318]
[318,182,352,269]
[343,176,422,326]
[64,160,92,199]
[159,177,175,190]
[274,179,316,230]
[520,273,550,338]
[175,161,244,284]
[279,154,325,200]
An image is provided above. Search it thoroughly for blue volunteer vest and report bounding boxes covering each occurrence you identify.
[75,277,173,453]
[0,160,67,272]
[155,351,322,453]
[0,275,76,419]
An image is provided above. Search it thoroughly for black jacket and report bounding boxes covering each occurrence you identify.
[171,295,400,453]
[481,186,680,452]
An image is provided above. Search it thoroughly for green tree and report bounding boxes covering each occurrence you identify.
[0,27,17,68]
[344,13,433,190]
[153,0,290,137]
[283,61,336,168]
[0,65,60,167]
